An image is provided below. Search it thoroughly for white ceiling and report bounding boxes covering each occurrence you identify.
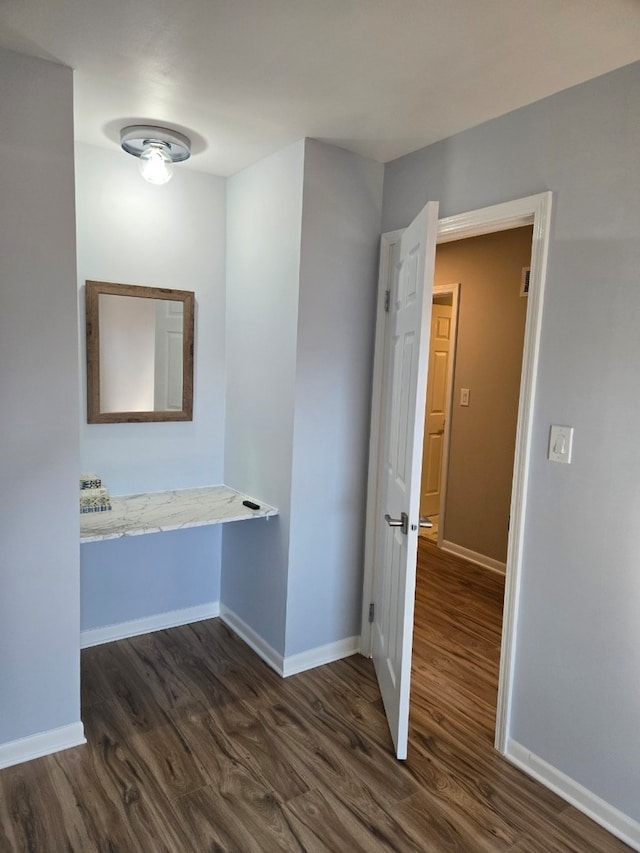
[1,0,639,176]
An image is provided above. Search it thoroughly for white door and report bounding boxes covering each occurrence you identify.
[154,300,184,410]
[420,301,453,518]
[372,201,438,759]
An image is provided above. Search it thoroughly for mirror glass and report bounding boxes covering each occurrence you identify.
[86,281,194,423]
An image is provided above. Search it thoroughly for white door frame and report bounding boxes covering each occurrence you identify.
[361,191,553,753]
[426,282,460,547]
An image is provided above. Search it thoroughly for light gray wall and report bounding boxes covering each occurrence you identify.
[76,143,227,494]
[223,138,383,659]
[223,140,305,655]
[286,139,383,655]
[0,49,80,742]
[81,527,220,630]
[383,61,640,821]
[76,143,226,629]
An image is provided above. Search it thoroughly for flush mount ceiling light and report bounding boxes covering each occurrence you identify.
[120,125,191,185]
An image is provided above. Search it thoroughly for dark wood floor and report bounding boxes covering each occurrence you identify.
[0,541,631,851]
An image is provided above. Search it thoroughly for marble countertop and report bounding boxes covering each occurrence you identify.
[80,485,278,543]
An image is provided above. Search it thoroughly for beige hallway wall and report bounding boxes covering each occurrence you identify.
[436,225,533,563]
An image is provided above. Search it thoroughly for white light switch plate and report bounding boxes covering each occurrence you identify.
[548,425,573,464]
[460,388,470,406]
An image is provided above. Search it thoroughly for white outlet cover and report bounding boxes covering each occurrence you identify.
[548,425,574,464]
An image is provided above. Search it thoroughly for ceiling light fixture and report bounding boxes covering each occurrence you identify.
[120,125,191,185]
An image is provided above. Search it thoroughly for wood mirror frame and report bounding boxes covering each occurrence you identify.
[86,280,195,424]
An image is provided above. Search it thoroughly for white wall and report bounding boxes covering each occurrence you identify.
[286,139,383,654]
[223,140,305,655]
[76,143,227,494]
[0,49,81,745]
[76,143,226,631]
[382,61,640,826]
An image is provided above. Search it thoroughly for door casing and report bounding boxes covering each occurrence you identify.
[361,192,553,753]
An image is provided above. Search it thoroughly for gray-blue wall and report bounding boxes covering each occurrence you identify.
[286,139,382,654]
[0,49,81,743]
[383,60,640,822]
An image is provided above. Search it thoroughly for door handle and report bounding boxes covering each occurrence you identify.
[384,511,409,535]
[419,516,433,529]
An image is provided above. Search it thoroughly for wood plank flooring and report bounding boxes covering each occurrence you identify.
[0,540,631,851]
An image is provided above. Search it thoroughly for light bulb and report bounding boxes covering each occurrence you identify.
[138,144,173,185]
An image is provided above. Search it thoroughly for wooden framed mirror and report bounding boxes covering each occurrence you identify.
[86,280,194,423]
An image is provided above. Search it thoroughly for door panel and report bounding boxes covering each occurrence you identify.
[372,201,438,759]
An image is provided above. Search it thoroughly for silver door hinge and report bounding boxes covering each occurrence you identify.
[384,289,390,313]
[369,602,375,623]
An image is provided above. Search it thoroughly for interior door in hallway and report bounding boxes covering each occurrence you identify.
[420,300,453,518]
[154,299,184,410]
[372,201,438,760]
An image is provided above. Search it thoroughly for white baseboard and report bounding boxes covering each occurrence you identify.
[80,601,220,648]
[507,739,640,852]
[0,722,86,770]
[441,540,506,574]
[81,600,358,679]
[220,604,284,675]
[220,605,360,679]
[283,635,361,677]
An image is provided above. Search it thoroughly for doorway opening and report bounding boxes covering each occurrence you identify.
[414,225,533,746]
[420,226,533,572]
[361,192,553,759]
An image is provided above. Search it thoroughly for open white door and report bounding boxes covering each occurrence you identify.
[371,201,438,759]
